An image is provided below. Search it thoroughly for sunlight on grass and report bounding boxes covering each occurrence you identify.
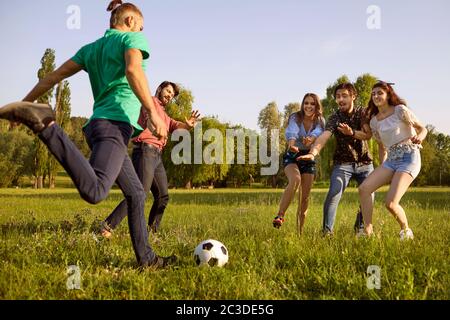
[0,187,448,299]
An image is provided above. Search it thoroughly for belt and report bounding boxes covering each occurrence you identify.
[336,161,373,166]
[133,142,162,154]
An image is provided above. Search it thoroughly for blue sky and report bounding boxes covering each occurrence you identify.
[1,0,449,134]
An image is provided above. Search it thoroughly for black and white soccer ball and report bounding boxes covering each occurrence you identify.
[194,239,229,267]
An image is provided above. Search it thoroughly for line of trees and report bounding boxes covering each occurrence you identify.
[0,49,448,188]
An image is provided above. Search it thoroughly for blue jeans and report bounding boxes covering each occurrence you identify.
[323,163,374,233]
[105,142,169,232]
[39,119,156,266]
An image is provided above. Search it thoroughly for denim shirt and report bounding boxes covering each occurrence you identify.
[285,114,324,150]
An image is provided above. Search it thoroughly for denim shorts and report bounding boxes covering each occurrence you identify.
[383,148,421,179]
[282,150,316,175]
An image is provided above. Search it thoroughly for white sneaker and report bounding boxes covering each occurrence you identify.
[399,228,414,240]
[356,228,366,238]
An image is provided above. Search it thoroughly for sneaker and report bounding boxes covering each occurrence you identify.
[99,221,113,239]
[272,215,285,229]
[399,228,414,241]
[356,228,366,238]
[147,224,158,234]
[145,255,177,270]
[353,207,364,234]
[322,230,333,237]
[0,102,55,133]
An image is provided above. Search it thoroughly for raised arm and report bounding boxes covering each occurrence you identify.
[23,59,83,102]
[125,48,167,140]
[175,110,201,131]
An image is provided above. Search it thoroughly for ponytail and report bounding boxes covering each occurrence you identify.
[107,1,143,28]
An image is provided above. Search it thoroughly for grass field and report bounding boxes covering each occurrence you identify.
[0,186,449,300]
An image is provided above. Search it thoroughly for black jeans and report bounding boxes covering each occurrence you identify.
[105,142,169,232]
[39,119,156,266]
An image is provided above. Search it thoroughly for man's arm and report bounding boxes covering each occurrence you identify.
[23,59,82,102]
[125,49,167,141]
[297,130,332,160]
[337,123,372,140]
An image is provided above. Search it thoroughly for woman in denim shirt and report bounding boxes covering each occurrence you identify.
[273,93,325,234]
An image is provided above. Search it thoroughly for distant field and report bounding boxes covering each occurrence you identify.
[0,187,449,300]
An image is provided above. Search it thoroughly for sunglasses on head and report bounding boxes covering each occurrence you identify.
[376,81,395,86]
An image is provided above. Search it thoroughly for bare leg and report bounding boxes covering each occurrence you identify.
[277,164,301,217]
[384,171,415,231]
[297,173,314,235]
[358,166,394,235]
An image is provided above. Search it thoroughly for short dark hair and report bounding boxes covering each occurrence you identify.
[333,82,357,98]
[156,81,180,99]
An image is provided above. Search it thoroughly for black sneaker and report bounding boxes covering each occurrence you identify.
[0,102,55,133]
[353,206,364,234]
[146,255,177,270]
[272,215,285,229]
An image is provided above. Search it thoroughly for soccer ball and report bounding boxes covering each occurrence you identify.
[194,239,229,267]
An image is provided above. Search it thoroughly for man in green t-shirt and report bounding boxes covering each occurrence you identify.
[0,1,173,268]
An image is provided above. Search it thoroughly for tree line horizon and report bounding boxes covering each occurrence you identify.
[0,49,449,188]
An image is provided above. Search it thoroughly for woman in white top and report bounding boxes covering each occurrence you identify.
[358,82,428,239]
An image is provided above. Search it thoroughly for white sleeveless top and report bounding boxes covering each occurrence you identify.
[369,105,418,149]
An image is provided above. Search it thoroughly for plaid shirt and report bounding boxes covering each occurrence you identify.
[325,106,373,165]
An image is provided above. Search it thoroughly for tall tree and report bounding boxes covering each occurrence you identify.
[317,75,350,181]
[354,73,378,109]
[258,101,282,187]
[282,102,301,127]
[163,86,196,188]
[224,124,259,188]
[33,49,56,188]
[48,80,71,188]
[354,73,380,166]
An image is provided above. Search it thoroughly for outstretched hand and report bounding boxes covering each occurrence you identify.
[289,145,299,153]
[185,110,201,129]
[337,123,353,136]
[302,136,315,147]
[296,153,315,161]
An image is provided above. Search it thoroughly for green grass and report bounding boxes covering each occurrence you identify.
[0,187,449,300]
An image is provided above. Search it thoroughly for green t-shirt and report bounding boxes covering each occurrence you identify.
[71,29,150,135]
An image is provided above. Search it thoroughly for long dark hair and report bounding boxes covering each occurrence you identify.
[366,81,407,119]
[293,93,325,130]
[107,0,143,28]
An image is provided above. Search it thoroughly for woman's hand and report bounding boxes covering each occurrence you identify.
[289,145,299,153]
[296,153,315,161]
[302,136,315,147]
[410,134,424,145]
